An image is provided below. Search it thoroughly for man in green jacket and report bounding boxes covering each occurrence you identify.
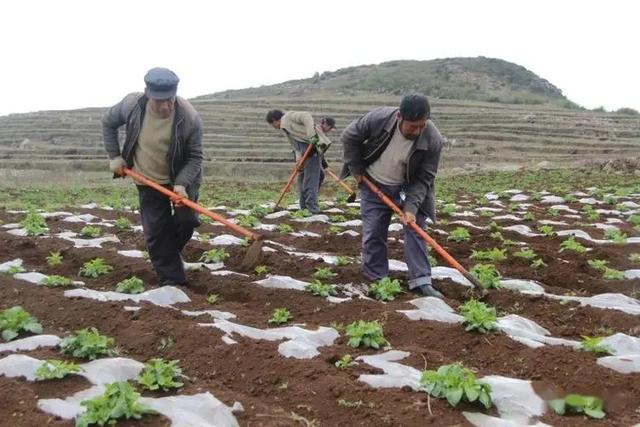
[103,67,203,288]
[266,110,334,213]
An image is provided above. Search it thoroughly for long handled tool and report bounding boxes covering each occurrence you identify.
[123,167,263,269]
[274,143,315,209]
[325,168,357,203]
[362,176,483,288]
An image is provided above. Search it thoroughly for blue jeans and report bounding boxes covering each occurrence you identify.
[360,181,431,289]
[294,141,321,214]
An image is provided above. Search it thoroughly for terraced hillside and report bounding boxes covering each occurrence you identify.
[0,95,638,181]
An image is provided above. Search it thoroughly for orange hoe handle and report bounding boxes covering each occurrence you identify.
[122,168,261,242]
[362,176,482,288]
[274,143,315,209]
[325,168,356,196]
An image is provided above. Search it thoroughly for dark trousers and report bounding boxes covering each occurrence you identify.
[137,185,199,285]
[360,181,432,289]
[294,141,322,214]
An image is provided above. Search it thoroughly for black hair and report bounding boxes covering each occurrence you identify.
[265,109,284,123]
[399,93,430,121]
[321,117,336,128]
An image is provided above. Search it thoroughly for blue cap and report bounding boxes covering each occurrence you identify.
[144,67,179,100]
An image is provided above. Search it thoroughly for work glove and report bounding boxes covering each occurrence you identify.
[308,134,320,146]
[109,156,126,177]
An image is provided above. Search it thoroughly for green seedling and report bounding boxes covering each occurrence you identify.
[268,308,292,325]
[305,280,337,297]
[116,277,145,294]
[580,336,614,355]
[20,210,47,236]
[513,248,537,261]
[76,381,156,427]
[470,248,507,262]
[537,225,555,236]
[523,212,536,221]
[629,215,640,226]
[330,215,347,223]
[603,228,627,244]
[459,299,498,333]
[254,265,269,275]
[35,360,83,380]
[335,354,358,369]
[0,306,43,341]
[329,225,342,234]
[369,277,403,301]
[345,320,388,349]
[587,259,608,272]
[46,251,63,266]
[200,248,230,263]
[313,267,337,281]
[629,253,640,263]
[530,258,547,269]
[441,203,457,215]
[6,265,25,274]
[137,359,184,391]
[236,214,258,227]
[602,267,624,280]
[114,217,132,230]
[447,227,471,242]
[250,205,270,218]
[479,210,494,217]
[59,327,117,360]
[559,237,587,253]
[80,225,102,238]
[291,209,312,219]
[420,363,492,409]
[469,264,502,289]
[335,256,351,266]
[277,223,294,233]
[79,258,113,278]
[547,208,559,217]
[549,394,605,419]
[206,294,220,304]
[40,275,74,288]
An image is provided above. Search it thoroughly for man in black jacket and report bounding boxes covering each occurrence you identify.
[341,93,443,297]
[102,67,203,287]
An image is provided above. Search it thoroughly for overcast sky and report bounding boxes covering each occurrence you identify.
[0,0,638,117]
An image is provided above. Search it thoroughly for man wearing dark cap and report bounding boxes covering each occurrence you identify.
[102,67,203,288]
[341,93,444,298]
[265,110,336,213]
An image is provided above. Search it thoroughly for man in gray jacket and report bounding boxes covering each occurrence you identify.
[103,67,203,287]
[341,93,443,297]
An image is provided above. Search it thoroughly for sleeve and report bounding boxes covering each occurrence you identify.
[340,111,374,177]
[174,114,204,187]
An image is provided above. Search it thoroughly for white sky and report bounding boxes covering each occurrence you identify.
[0,0,638,117]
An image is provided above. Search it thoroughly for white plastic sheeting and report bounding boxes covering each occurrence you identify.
[357,351,547,425]
[0,258,23,272]
[545,293,640,316]
[397,297,464,323]
[201,318,339,359]
[210,234,245,246]
[253,275,309,291]
[55,231,120,248]
[0,335,61,353]
[263,210,290,219]
[596,333,640,374]
[292,214,330,223]
[117,249,147,258]
[65,286,190,307]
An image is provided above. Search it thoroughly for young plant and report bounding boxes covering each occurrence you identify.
[250,205,270,218]
[469,264,502,289]
[46,251,63,266]
[206,293,220,304]
[329,225,342,234]
[137,359,184,391]
[312,267,337,281]
[306,280,337,297]
[629,253,640,263]
[547,208,559,217]
[254,265,269,275]
[603,228,627,244]
[629,214,640,226]
[330,215,347,223]
[420,363,492,409]
[116,277,145,294]
[508,203,520,212]
[6,265,25,274]
[199,248,230,263]
[236,214,258,227]
[76,381,156,427]
[291,209,312,219]
[602,267,624,280]
[587,259,608,272]
[580,336,614,355]
[79,258,113,278]
[345,320,388,349]
[40,275,74,288]
[522,212,536,221]
[447,227,471,242]
[369,278,403,301]
[513,248,537,261]
[563,194,578,203]
[19,210,47,236]
[335,256,351,266]
[530,258,547,269]
[335,354,358,369]
[35,360,83,380]
[470,248,507,262]
[0,306,43,341]
[441,203,457,215]
[559,237,587,253]
[479,210,494,218]
[549,394,605,419]
[268,308,293,325]
[80,225,102,238]
[115,217,132,230]
[59,327,117,360]
[459,299,497,333]
[277,223,294,233]
[537,225,555,236]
